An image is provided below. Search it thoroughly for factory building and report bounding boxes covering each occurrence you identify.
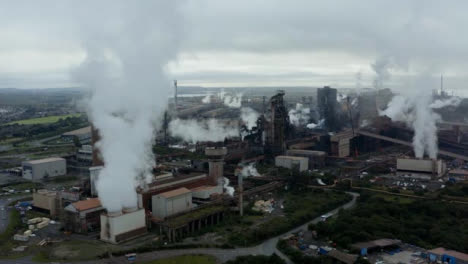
[330,130,354,157]
[76,145,93,163]
[89,165,103,196]
[396,158,446,177]
[205,147,227,185]
[191,185,223,200]
[275,155,309,172]
[317,86,339,131]
[33,189,59,216]
[64,198,104,234]
[22,157,66,181]
[286,149,326,169]
[61,126,91,145]
[100,207,147,244]
[427,248,468,264]
[152,187,193,219]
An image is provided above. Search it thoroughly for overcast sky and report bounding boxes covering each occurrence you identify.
[1,0,468,94]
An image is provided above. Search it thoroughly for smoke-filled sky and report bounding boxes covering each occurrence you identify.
[2,0,468,93]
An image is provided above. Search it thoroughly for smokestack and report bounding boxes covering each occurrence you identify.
[174,80,178,111]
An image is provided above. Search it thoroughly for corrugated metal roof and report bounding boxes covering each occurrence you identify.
[72,198,102,211]
[428,248,468,261]
[352,239,401,249]
[190,185,218,192]
[24,157,65,165]
[158,187,191,198]
[275,155,308,161]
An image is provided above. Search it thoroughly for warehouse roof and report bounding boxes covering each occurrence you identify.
[191,185,218,192]
[428,248,468,261]
[287,149,327,156]
[70,198,102,212]
[275,155,308,161]
[24,157,65,165]
[62,126,91,136]
[158,187,191,198]
[351,239,401,250]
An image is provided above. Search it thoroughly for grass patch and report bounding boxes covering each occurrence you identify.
[226,189,352,246]
[139,254,216,264]
[5,113,83,125]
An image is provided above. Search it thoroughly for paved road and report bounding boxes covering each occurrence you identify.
[0,192,359,264]
[0,195,30,233]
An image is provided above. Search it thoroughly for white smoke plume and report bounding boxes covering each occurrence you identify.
[372,56,393,89]
[240,107,260,130]
[289,103,310,126]
[201,94,212,104]
[430,97,461,109]
[218,91,242,108]
[379,91,461,159]
[169,118,239,143]
[240,163,260,177]
[223,177,235,196]
[337,93,347,102]
[306,119,325,129]
[72,2,183,213]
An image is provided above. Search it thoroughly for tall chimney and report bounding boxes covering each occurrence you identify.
[174,80,178,110]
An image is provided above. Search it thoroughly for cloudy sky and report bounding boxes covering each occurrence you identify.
[1,0,468,94]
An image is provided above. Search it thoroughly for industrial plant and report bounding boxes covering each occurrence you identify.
[1,1,468,263]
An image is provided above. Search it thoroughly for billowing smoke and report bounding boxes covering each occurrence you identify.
[337,93,347,102]
[430,97,461,109]
[223,177,235,196]
[372,56,393,89]
[72,2,182,212]
[169,118,239,143]
[307,119,325,129]
[240,107,259,130]
[218,91,242,108]
[240,163,260,177]
[201,94,212,104]
[289,103,310,126]
[380,91,461,159]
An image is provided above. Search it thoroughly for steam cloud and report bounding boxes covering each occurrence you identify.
[239,163,260,177]
[73,2,182,212]
[218,90,243,108]
[372,56,393,89]
[223,177,235,196]
[289,103,310,126]
[380,92,461,159]
[201,94,212,104]
[306,119,325,129]
[169,118,239,143]
[240,107,260,129]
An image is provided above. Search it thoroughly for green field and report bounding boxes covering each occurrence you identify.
[6,113,83,125]
[140,255,216,264]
